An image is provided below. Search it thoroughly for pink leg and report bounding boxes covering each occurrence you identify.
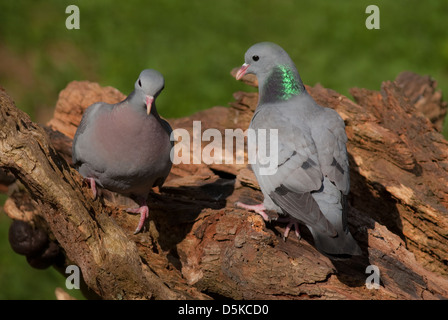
[127,206,149,234]
[86,177,97,200]
[236,202,301,241]
[235,202,270,222]
[275,216,301,240]
[283,220,301,241]
[127,197,149,234]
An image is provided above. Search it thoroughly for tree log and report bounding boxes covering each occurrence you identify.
[1,69,448,300]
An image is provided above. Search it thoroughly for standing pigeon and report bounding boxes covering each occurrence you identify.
[72,69,173,234]
[235,42,361,257]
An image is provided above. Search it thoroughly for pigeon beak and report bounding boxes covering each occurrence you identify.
[236,63,250,80]
[145,95,154,115]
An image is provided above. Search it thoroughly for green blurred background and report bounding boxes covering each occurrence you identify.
[0,0,447,299]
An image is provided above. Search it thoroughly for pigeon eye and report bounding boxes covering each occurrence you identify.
[138,79,142,87]
[252,55,260,62]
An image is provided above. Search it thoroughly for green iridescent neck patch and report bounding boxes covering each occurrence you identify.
[277,64,302,100]
[261,64,303,104]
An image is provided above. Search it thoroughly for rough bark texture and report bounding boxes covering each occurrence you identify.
[1,70,448,300]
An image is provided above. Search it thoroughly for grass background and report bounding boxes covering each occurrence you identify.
[0,0,447,299]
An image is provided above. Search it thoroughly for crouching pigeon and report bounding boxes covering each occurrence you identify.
[235,42,361,257]
[72,69,173,234]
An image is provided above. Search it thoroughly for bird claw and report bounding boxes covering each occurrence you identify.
[85,177,97,200]
[235,202,270,222]
[235,202,301,241]
[126,207,140,214]
[281,219,301,241]
[126,206,149,234]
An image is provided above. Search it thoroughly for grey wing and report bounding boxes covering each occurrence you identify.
[251,108,337,237]
[312,108,350,195]
[72,102,107,166]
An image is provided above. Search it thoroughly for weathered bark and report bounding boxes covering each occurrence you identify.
[395,71,447,132]
[1,69,448,300]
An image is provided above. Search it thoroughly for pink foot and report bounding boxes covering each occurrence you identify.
[126,205,149,234]
[235,202,271,222]
[86,177,97,200]
[275,216,301,241]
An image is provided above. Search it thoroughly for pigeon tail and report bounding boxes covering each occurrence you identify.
[309,178,362,257]
[309,226,362,258]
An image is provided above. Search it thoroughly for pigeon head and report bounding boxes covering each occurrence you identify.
[134,69,165,115]
[236,42,304,103]
[236,42,291,79]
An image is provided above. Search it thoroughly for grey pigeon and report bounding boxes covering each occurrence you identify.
[235,42,361,257]
[72,69,173,234]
